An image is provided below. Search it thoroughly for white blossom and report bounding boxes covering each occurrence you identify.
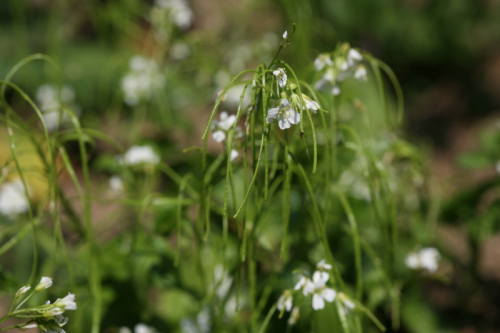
[0,179,30,217]
[151,0,193,31]
[36,84,78,132]
[121,56,165,106]
[310,272,336,310]
[301,94,320,114]
[230,149,239,162]
[294,276,315,296]
[54,293,77,310]
[273,68,287,88]
[35,277,53,292]
[266,98,300,130]
[354,66,368,82]
[277,290,293,312]
[347,49,363,66]
[211,111,239,142]
[283,31,288,39]
[314,54,333,71]
[120,146,160,165]
[405,247,440,273]
[212,131,226,143]
[316,259,332,271]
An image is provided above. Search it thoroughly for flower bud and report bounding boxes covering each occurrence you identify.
[43,307,63,317]
[16,286,31,297]
[35,277,53,292]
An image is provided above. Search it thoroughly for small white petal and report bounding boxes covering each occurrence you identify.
[278,116,291,130]
[266,108,280,123]
[230,149,239,162]
[285,110,301,125]
[283,31,288,39]
[321,288,337,303]
[312,294,325,310]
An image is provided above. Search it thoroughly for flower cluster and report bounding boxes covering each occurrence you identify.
[405,247,440,273]
[277,260,348,326]
[35,84,79,132]
[4,277,77,332]
[0,178,31,218]
[121,56,166,106]
[120,323,157,333]
[314,45,367,96]
[210,111,242,161]
[265,66,321,130]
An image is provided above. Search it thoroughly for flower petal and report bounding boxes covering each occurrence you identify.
[278,117,291,130]
[312,294,325,310]
[212,130,226,142]
[266,108,279,124]
[321,288,337,303]
[286,110,301,125]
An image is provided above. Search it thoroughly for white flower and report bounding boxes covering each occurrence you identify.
[121,56,165,106]
[405,247,440,273]
[310,271,336,310]
[54,293,77,310]
[135,323,156,333]
[0,179,30,217]
[35,277,53,292]
[302,95,320,114]
[273,68,287,88]
[211,111,238,143]
[347,49,363,66]
[44,307,64,317]
[354,66,367,82]
[314,54,333,71]
[316,259,332,271]
[294,276,315,296]
[154,0,193,30]
[54,315,69,327]
[277,290,293,312]
[287,306,300,325]
[109,176,124,193]
[266,98,301,130]
[36,84,78,132]
[212,131,226,143]
[20,323,38,330]
[16,286,31,297]
[121,146,160,165]
[213,265,233,300]
[230,149,239,162]
[341,298,355,315]
[283,31,288,39]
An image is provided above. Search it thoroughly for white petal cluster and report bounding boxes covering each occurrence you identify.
[277,290,293,312]
[405,247,440,273]
[35,84,78,132]
[273,68,287,88]
[121,56,165,106]
[0,179,30,218]
[292,260,337,311]
[314,47,366,95]
[54,293,77,310]
[300,94,320,114]
[211,111,243,148]
[151,0,193,34]
[266,98,300,130]
[119,146,160,166]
